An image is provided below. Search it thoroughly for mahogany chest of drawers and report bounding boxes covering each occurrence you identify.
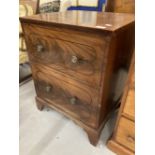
[20,11,134,145]
[107,53,135,154]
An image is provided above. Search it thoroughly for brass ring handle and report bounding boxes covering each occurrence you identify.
[37,44,44,52]
[70,97,77,105]
[46,85,52,93]
[71,55,78,64]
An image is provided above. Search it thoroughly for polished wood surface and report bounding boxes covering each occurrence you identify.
[20,11,135,146]
[105,0,135,13]
[123,89,135,119]
[31,64,98,128]
[115,117,135,151]
[22,23,106,88]
[20,11,134,32]
[107,53,135,154]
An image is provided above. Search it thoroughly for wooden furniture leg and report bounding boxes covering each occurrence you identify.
[36,97,44,111]
[86,129,100,146]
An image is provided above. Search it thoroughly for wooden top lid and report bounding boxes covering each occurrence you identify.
[20,11,134,32]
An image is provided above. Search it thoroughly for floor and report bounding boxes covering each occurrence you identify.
[19,80,117,155]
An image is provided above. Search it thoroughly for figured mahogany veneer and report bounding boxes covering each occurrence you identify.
[24,24,106,88]
[20,11,135,145]
[32,64,98,128]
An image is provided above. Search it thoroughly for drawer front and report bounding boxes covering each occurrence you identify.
[23,23,108,88]
[32,64,99,128]
[115,117,135,151]
[123,88,135,119]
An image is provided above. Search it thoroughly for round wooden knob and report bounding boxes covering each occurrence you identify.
[71,55,78,64]
[70,97,77,104]
[37,44,44,52]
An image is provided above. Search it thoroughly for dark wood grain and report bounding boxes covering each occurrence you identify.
[20,11,135,146]
[23,23,107,88]
[32,64,99,128]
